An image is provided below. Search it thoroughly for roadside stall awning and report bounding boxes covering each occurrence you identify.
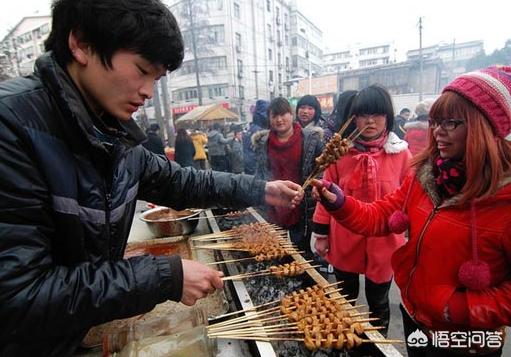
[174,103,239,128]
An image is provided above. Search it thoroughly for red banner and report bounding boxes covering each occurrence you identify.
[172,102,230,115]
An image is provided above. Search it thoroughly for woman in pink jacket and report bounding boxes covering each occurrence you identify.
[310,66,511,356]
[311,85,412,335]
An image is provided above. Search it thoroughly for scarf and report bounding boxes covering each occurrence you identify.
[434,157,466,198]
[346,132,388,202]
[267,123,303,227]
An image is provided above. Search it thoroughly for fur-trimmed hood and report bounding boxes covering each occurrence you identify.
[404,120,429,131]
[383,131,409,154]
[416,160,511,208]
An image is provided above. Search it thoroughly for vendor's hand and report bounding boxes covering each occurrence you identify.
[265,180,304,208]
[310,232,329,257]
[180,259,224,306]
[311,179,345,211]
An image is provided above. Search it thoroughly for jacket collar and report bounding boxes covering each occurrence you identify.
[35,52,146,149]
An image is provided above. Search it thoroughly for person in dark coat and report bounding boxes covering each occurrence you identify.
[0,1,304,355]
[394,107,411,139]
[207,122,230,172]
[142,123,165,155]
[228,130,244,174]
[243,99,269,174]
[174,128,195,167]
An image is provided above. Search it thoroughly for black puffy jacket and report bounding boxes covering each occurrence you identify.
[0,53,266,356]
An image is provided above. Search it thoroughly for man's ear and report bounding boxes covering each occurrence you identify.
[68,30,90,65]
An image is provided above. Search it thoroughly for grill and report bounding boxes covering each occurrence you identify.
[202,207,404,357]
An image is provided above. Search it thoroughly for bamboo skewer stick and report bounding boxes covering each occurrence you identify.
[206,256,255,265]
[187,211,249,221]
[209,299,281,320]
[337,115,355,136]
[301,123,370,190]
[208,335,403,345]
[221,265,321,281]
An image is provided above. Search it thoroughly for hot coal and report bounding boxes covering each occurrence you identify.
[213,213,347,356]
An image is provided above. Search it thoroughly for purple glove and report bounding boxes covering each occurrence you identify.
[319,179,345,211]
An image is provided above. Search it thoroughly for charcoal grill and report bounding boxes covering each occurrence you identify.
[203,207,403,357]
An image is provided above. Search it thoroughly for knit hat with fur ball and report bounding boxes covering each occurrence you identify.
[443,65,511,140]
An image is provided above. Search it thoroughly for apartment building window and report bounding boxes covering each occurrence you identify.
[267,24,272,41]
[277,53,281,66]
[182,25,225,48]
[208,84,228,98]
[235,33,242,52]
[208,25,225,44]
[234,2,240,18]
[239,85,245,99]
[278,73,282,84]
[178,56,227,75]
[269,70,273,81]
[285,56,289,69]
[268,48,272,61]
[40,24,50,35]
[237,59,243,78]
[174,88,199,101]
[266,0,271,11]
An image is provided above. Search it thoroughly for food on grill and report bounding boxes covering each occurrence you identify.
[269,262,306,277]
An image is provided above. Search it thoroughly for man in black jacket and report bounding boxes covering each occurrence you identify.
[142,123,165,155]
[0,0,303,355]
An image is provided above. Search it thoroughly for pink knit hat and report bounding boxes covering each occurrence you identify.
[443,65,511,140]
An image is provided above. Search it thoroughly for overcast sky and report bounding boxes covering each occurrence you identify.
[1,0,509,61]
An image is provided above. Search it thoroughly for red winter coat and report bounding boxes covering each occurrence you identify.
[313,132,412,283]
[404,120,429,156]
[328,162,511,331]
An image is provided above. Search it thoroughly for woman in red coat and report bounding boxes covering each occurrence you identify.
[310,66,511,357]
[311,85,411,336]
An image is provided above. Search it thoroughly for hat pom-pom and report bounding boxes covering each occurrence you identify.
[388,210,409,234]
[458,260,491,290]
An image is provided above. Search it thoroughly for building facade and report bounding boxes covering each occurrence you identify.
[407,40,484,82]
[165,0,322,122]
[0,16,51,77]
[322,42,396,73]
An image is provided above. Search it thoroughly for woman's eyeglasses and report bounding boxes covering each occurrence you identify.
[356,114,386,121]
[428,119,465,131]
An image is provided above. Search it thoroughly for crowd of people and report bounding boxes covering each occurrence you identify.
[0,0,510,356]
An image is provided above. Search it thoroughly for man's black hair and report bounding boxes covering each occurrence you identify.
[343,84,395,137]
[45,0,184,71]
[268,97,292,117]
[400,108,411,115]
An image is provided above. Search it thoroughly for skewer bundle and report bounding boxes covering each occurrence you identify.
[194,222,300,264]
[207,283,401,351]
[302,118,371,189]
[222,261,319,281]
[191,222,283,242]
